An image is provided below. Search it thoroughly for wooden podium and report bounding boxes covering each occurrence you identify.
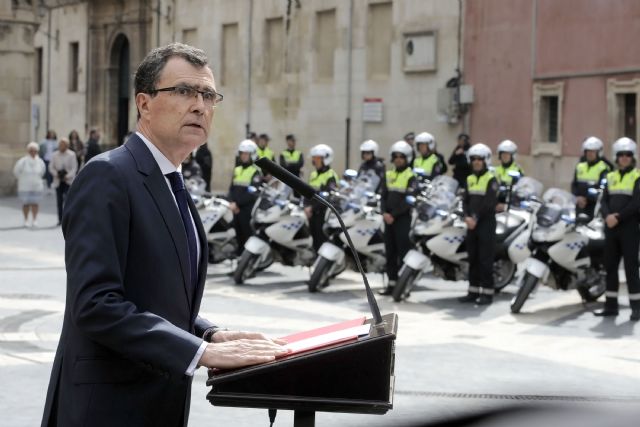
[206,313,397,426]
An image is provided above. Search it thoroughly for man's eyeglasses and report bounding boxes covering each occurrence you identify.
[151,85,224,108]
[469,156,485,161]
[391,154,406,160]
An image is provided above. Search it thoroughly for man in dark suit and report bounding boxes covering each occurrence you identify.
[41,43,287,427]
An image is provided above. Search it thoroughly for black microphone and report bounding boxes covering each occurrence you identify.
[255,157,384,325]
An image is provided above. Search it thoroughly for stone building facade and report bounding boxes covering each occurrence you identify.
[13,0,464,193]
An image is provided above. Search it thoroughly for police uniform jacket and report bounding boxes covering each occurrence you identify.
[464,169,499,222]
[600,166,640,224]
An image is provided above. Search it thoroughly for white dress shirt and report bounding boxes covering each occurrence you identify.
[136,132,207,376]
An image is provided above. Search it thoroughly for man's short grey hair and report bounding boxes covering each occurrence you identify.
[134,43,209,96]
[27,141,39,152]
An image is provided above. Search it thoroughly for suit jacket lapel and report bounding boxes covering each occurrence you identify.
[125,135,194,309]
[187,194,208,320]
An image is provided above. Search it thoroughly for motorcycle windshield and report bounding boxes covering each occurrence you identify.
[430,175,459,195]
[542,188,575,209]
[512,177,543,203]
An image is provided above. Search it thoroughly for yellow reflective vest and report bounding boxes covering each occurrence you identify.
[386,167,415,193]
[607,169,640,195]
[232,165,258,186]
[495,163,524,185]
[256,146,275,161]
[309,168,338,190]
[467,170,495,195]
[575,160,609,185]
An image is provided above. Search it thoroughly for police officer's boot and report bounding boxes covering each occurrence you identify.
[631,302,640,321]
[593,297,619,317]
[458,293,478,303]
[475,294,493,305]
[378,280,396,296]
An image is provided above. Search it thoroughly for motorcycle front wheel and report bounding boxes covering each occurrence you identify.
[233,250,260,285]
[576,274,606,302]
[493,258,517,292]
[308,257,333,293]
[392,266,420,302]
[510,272,539,314]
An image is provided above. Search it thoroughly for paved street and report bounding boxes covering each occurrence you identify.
[1,194,639,427]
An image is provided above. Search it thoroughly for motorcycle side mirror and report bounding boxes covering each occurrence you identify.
[561,214,575,224]
[319,191,330,198]
[600,178,607,188]
[339,179,350,188]
[343,169,358,179]
[247,186,258,194]
[508,170,522,179]
[576,213,591,225]
[520,201,530,209]
[436,209,449,218]
[587,187,599,196]
[405,195,417,206]
[365,191,375,198]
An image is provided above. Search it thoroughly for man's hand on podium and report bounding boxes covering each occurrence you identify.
[199,331,290,370]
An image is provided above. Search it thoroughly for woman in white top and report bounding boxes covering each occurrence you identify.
[13,142,46,227]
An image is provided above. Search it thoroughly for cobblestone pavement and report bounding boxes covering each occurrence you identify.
[1,194,639,427]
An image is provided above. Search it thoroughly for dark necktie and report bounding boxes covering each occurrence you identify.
[165,171,198,294]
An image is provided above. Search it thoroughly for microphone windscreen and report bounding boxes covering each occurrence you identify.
[255,158,317,199]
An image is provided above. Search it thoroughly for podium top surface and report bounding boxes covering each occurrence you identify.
[207,313,397,386]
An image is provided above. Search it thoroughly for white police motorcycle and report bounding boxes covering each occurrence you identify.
[392,174,539,302]
[307,171,385,292]
[233,179,315,284]
[509,187,607,313]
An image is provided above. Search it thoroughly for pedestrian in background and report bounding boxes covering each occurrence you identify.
[68,130,84,167]
[49,138,78,225]
[449,133,472,189]
[13,142,46,227]
[39,130,57,189]
[84,129,102,163]
[195,142,213,192]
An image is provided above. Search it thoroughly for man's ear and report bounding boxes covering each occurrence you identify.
[136,92,151,119]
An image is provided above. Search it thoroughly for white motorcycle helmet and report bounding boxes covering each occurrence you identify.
[467,143,492,165]
[310,144,334,166]
[415,132,436,151]
[237,139,258,161]
[582,136,604,155]
[360,139,379,156]
[612,137,637,158]
[497,139,517,156]
[389,140,414,163]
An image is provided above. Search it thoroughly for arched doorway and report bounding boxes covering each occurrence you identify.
[110,34,130,146]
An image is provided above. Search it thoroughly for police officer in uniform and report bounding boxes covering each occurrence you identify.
[595,137,640,321]
[571,137,611,219]
[494,139,524,210]
[257,133,275,161]
[279,134,304,177]
[228,140,263,253]
[357,139,386,193]
[304,144,338,251]
[459,143,499,305]
[413,132,447,180]
[379,141,417,295]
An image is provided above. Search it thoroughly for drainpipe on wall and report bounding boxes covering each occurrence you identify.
[345,0,354,169]
[46,7,51,132]
[246,0,254,137]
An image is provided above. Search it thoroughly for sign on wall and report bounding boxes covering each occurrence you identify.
[363,98,383,123]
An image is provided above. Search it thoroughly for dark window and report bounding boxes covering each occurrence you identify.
[624,93,637,140]
[69,42,79,92]
[34,47,43,94]
[541,95,559,143]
